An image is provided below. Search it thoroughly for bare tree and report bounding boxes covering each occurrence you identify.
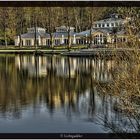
[0,7,9,47]
[63,7,74,50]
[15,7,26,48]
[86,7,107,48]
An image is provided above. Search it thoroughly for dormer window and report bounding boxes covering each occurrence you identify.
[27,27,46,33]
[55,26,75,33]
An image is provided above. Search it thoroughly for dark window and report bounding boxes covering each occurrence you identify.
[115,22,119,26]
[64,39,68,44]
[37,40,39,46]
[107,23,109,27]
[123,38,126,42]
[26,40,31,46]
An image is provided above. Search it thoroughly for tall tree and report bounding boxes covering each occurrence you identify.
[15,7,26,47]
[63,7,74,50]
[0,7,10,47]
[86,7,107,47]
[41,7,59,48]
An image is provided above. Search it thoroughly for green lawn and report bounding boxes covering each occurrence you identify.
[0,45,87,50]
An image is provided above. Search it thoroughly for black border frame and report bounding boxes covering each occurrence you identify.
[0,1,140,7]
[0,1,140,139]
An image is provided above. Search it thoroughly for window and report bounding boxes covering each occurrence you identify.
[98,24,101,28]
[115,22,119,26]
[95,24,97,27]
[123,38,126,42]
[55,40,57,45]
[102,24,105,27]
[111,23,114,27]
[46,39,50,45]
[100,34,103,37]
[22,40,23,46]
[95,35,99,38]
[26,40,31,46]
[36,40,39,46]
[107,23,109,27]
[64,39,68,44]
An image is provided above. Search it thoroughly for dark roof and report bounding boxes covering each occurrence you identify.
[76,28,112,37]
[115,30,126,35]
[94,18,125,24]
[16,28,127,39]
[21,32,47,38]
[94,29,112,34]
[19,31,76,39]
[76,28,128,38]
[75,30,90,37]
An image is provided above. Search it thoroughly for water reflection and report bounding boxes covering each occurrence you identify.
[15,55,114,82]
[0,54,139,133]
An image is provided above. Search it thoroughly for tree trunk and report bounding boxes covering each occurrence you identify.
[19,34,22,48]
[35,26,37,49]
[4,28,7,48]
[50,33,54,49]
[68,28,71,51]
[89,27,93,48]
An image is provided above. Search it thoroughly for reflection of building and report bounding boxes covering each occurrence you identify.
[15,55,48,76]
[15,55,114,83]
[92,59,114,82]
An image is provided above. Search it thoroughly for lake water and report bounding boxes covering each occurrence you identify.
[0,54,139,133]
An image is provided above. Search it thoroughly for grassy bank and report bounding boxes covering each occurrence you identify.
[0,45,87,50]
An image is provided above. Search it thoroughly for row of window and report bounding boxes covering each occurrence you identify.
[113,37,127,43]
[95,34,106,37]
[23,36,127,46]
[94,22,119,28]
[24,39,88,46]
[25,40,40,46]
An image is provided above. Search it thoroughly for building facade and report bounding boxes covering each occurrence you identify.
[14,14,131,48]
[76,13,129,47]
[15,26,80,47]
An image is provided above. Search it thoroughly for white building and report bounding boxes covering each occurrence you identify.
[15,27,47,46]
[15,26,78,47]
[14,14,131,47]
[92,13,128,29]
[76,13,130,47]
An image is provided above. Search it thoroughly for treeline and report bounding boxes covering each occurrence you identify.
[0,7,115,46]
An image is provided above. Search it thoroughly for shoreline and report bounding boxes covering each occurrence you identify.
[0,48,139,57]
